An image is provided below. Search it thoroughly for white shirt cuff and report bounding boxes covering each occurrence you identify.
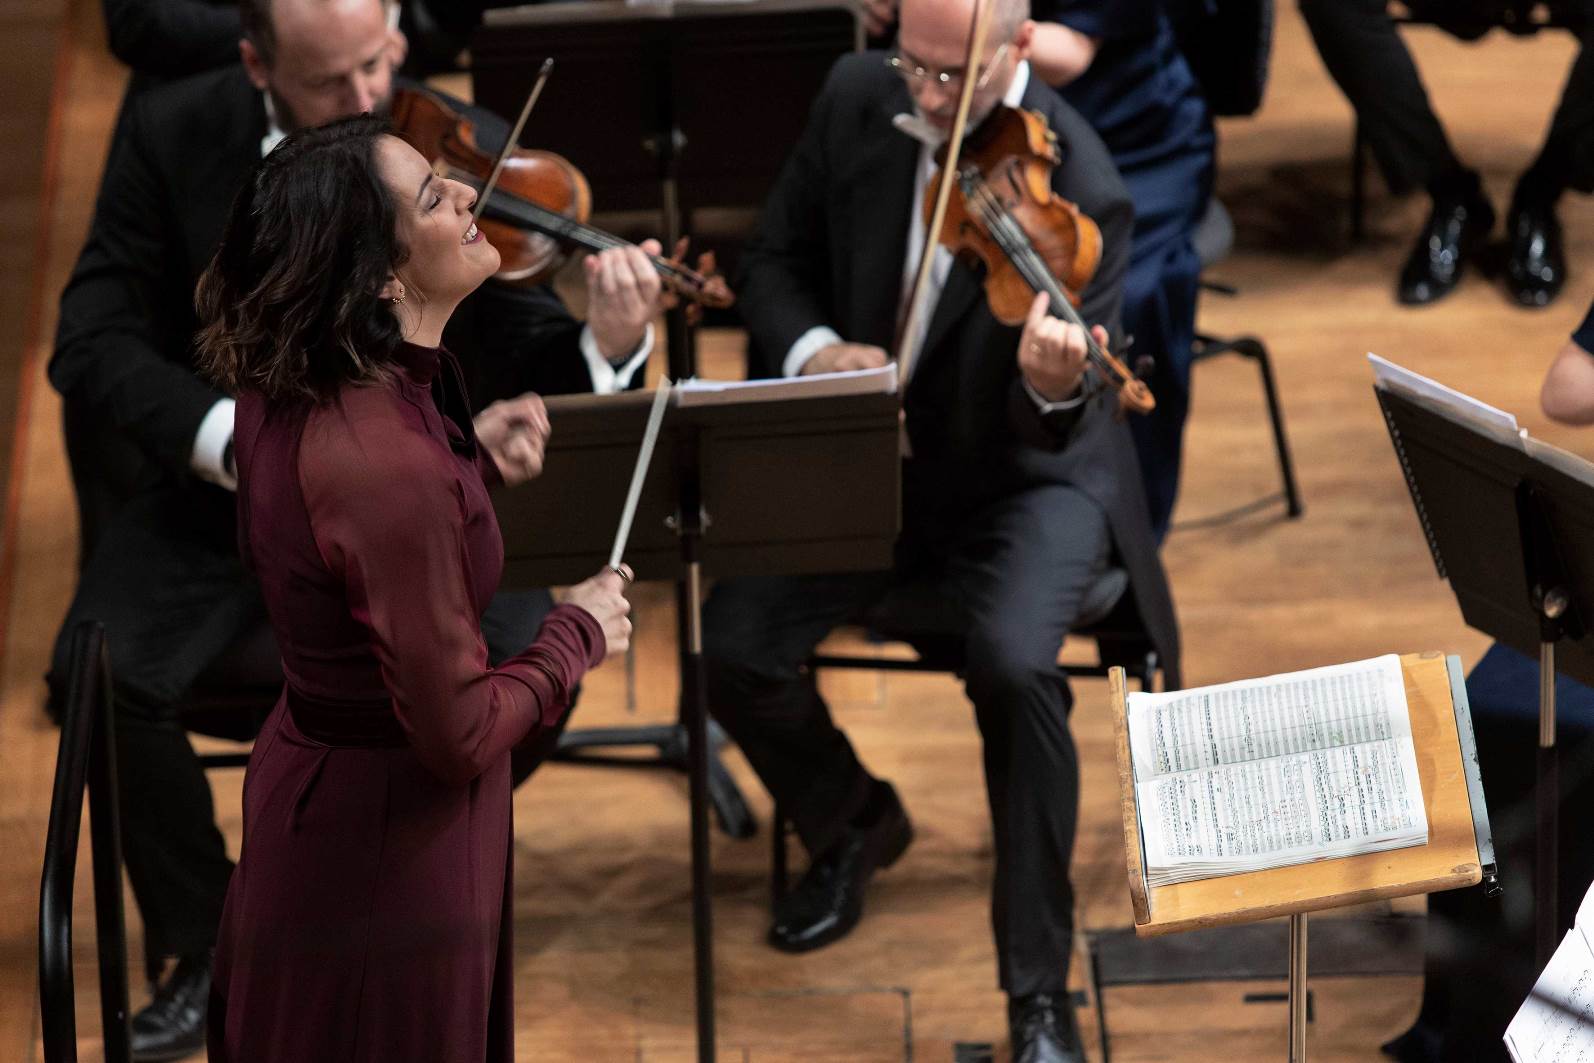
[784,326,844,378]
[1022,375,1088,414]
[580,324,653,394]
[191,397,237,491]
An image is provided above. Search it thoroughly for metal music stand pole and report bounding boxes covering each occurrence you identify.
[1288,913,1308,1062]
[1518,482,1571,968]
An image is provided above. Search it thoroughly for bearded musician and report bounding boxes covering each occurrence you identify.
[699,0,1178,1057]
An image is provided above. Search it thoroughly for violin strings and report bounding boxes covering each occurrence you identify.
[963,177,1113,378]
[444,167,703,289]
[967,178,1124,385]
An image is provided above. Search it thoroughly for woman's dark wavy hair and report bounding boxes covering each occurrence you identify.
[196,115,408,402]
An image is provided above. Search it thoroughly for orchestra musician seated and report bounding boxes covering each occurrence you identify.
[699,0,1178,1057]
[47,0,668,1057]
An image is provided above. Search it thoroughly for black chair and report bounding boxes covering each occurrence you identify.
[771,565,1172,898]
[1184,198,1304,525]
[39,621,133,1063]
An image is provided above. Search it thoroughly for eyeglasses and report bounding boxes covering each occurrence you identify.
[886,43,1010,93]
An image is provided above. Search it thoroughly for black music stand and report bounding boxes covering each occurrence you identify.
[472,0,860,839]
[1376,373,1594,966]
[494,385,901,1062]
[473,0,861,277]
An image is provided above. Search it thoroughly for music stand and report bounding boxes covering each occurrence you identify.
[472,0,861,838]
[493,385,901,1062]
[473,0,862,284]
[1375,365,1594,966]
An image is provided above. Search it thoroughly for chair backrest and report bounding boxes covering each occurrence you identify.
[1168,0,1275,117]
[38,622,132,1063]
[1192,198,1236,271]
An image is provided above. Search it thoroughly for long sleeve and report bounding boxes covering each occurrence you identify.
[50,92,224,474]
[446,280,615,410]
[735,68,842,380]
[101,0,242,79]
[300,409,604,785]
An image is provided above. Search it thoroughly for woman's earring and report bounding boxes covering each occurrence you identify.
[391,285,406,305]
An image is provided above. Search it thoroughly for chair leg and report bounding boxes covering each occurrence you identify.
[1236,336,1305,519]
[1090,941,1113,1063]
[772,802,789,905]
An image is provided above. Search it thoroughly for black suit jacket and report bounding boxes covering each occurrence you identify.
[737,53,1179,684]
[51,66,596,507]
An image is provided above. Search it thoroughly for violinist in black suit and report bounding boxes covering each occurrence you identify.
[50,0,665,1057]
[701,0,1178,1057]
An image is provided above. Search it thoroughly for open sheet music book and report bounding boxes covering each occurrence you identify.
[1126,655,1430,887]
[1507,882,1594,1062]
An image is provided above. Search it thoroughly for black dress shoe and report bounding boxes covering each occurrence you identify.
[1009,992,1086,1063]
[130,951,211,1062]
[1398,189,1495,306]
[768,781,912,953]
[1505,199,1566,308]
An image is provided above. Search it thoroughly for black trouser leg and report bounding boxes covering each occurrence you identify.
[1517,19,1594,203]
[701,571,891,856]
[1299,0,1464,195]
[949,485,1111,996]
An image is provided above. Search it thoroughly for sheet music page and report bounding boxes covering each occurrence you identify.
[1506,926,1594,1063]
[1127,656,1429,884]
[674,364,898,405]
[1368,353,1523,442]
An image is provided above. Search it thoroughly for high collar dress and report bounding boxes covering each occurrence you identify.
[208,342,605,1062]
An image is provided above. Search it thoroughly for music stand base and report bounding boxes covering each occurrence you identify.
[554,719,757,840]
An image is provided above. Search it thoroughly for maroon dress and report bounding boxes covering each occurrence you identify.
[208,342,604,1062]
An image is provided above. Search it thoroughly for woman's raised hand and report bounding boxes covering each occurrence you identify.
[474,393,550,486]
[563,567,633,660]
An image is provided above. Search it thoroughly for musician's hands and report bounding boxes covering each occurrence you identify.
[563,568,633,660]
[860,0,898,37]
[474,393,550,486]
[1017,292,1100,402]
[586,238,665,362]
[803,343,889,375]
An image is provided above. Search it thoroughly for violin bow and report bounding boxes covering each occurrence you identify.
[470,57,555,228]
[894,0,998,393]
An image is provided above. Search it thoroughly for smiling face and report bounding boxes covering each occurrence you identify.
[374,135,499,314]
[897,0,1031,134]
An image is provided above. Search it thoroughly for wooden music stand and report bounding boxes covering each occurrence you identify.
[1108,652,1497,1061]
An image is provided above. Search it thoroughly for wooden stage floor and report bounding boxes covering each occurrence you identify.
[4,2,1593,1059]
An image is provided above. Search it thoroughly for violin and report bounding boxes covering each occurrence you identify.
[928,105,1153,415]
[389,87,734,314]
